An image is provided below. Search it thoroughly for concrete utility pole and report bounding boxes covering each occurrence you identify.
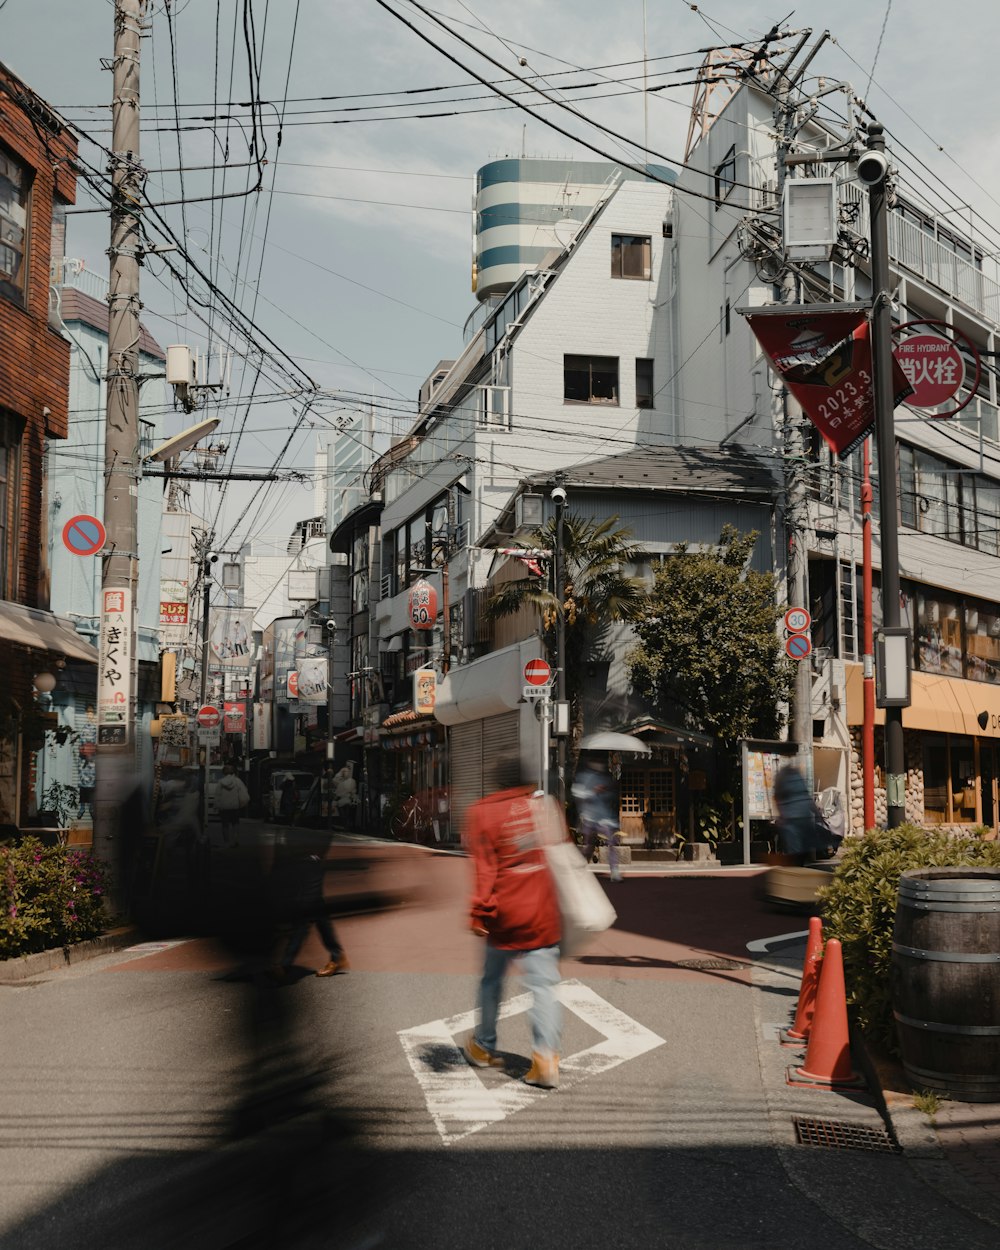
[866,122,907,827]
[772,72,813,778]
[94,0,148,903]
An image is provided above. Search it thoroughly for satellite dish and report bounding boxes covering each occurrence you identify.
[147,417,220,462]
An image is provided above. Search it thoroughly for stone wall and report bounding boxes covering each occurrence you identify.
[847,727,924,832]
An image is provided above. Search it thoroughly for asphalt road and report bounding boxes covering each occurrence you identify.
[1,844,997,1249]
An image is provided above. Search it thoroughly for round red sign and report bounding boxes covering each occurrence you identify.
[523,658,552,686]
[893,334,965,409]
[196,705,221,728]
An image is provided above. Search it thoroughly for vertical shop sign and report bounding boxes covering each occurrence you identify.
[97,588,132,737]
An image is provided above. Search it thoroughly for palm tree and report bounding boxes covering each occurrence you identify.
[485,512,647,747]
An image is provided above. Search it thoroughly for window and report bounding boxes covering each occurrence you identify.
[0,414,23,597]
[479,385,511,429]
[915,589,963,677]
[0,146,29,306]
[635,358,654,409]
[610,234,651,280]
[714,145,737,207]
[564,355,619,404]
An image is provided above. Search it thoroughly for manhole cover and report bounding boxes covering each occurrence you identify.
[793,1116,899,1153]
[674,959,747,971]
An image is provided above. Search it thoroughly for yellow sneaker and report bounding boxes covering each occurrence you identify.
[463,1037,504,1068]
[316,956,349,977]
[523,1052,559,1089]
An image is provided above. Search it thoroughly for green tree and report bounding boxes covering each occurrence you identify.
[627,526,792,746]
[485,512,647,742]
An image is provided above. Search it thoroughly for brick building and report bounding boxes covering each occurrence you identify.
[0,61,97,832]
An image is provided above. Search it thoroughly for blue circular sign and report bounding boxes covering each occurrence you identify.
[785,633,812,660]
[62,514,106,557]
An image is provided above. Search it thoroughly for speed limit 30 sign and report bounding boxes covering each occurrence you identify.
[784,607,811,634]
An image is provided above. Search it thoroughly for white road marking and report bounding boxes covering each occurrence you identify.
[398,978,666,1146]
[745,931,808,954]
[116,940,188,955]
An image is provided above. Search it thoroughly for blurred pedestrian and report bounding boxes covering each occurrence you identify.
[573,755,622,882]
[320,763,336,821]
[216,763,249,847]
[270,837,349,980]
[773,766,839,865]
[279,776,299,823]
[463,775,562,1090]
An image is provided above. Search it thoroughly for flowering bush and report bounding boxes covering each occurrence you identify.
[0,838,109,960]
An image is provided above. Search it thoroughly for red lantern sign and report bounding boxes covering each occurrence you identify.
[408,577,437,630]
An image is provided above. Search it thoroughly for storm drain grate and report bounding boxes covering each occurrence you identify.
[674,958,747,971]
[793,1117,899,1153]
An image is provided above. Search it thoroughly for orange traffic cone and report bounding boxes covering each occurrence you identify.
[787,938,864,1089]
[780,915,823,1045]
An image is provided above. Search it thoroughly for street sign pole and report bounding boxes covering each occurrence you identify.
[539,690,551,796]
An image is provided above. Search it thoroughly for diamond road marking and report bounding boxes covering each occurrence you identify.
[398,978,666,1146]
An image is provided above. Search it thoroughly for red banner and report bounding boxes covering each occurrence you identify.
[223,701,246,734]
[743,305,912,456]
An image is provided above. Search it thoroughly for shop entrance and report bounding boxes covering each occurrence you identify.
[980,741,999,836]
[619,768,676,844]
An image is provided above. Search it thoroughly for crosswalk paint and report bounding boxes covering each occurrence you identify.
[398,978,666,1146]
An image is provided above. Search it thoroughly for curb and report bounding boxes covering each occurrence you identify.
[0,925,138,983]
[849,1024,942,1158]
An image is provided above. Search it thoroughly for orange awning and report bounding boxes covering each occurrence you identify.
[845,662,1000,737]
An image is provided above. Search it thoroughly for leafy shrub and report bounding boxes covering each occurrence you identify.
[0,838,109,960]
[820,825,1000,1055]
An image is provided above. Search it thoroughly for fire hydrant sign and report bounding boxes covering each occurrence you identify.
[97,587,132,736]
[892,334,965,409]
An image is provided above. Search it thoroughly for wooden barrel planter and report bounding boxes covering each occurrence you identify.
[891,866,1000,1102]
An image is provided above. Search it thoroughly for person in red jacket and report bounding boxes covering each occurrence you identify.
[462,782,562,1089]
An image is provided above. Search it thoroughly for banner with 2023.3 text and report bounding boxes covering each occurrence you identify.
[742,304,913,456]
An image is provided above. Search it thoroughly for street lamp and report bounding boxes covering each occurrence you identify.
[326,618,337,764]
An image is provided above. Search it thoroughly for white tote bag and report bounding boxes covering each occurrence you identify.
[532,793,616,956]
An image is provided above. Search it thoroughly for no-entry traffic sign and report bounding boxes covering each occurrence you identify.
[196,704,221,729]
[785,633,812,661]
[62,514,106,557]
[523,658,552,686]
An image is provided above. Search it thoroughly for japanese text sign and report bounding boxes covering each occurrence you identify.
[97,587,132,733]
[742,304,913,456]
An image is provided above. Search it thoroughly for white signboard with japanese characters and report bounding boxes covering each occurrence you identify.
[97,587,132,737]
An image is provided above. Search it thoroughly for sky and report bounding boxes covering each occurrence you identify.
[2,0,999,552]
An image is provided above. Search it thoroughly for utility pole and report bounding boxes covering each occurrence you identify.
[772,69,813,779]
[861,439,876,830]
[552,483,568,806]
[865,122,908,828]
[94,0,148,905]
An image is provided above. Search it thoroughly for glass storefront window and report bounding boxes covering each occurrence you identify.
[950,735,977,824]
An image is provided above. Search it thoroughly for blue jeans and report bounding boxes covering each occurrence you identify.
[476,943,562,1058]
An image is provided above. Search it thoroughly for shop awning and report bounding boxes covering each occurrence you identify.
[434,642,539,726]
[845,662,1000,737]
[0,601,98,664]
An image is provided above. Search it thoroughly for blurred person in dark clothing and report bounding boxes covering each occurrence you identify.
[270,836,349,980]
[773,765,840,865]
